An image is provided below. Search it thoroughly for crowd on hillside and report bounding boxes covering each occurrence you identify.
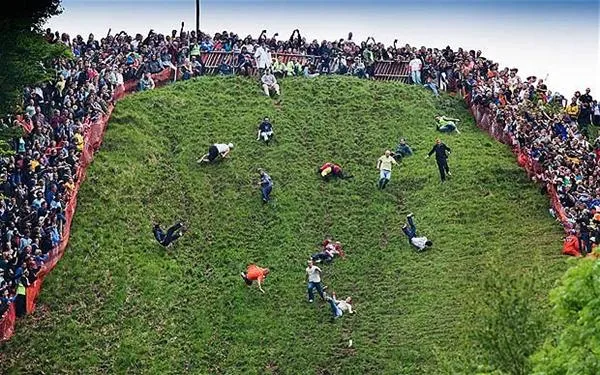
[1,25,599,321]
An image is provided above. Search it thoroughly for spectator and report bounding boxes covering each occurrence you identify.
[261,70,280,97]
[139,72,155,91]
[409,54,422,85]
[218,57,233,76]
[254,43,271,75]
[271,56,287,78]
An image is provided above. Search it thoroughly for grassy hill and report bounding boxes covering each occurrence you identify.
[0,77,569,374]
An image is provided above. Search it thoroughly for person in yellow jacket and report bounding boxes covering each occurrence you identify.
[271,56,287,78]
[286,57,302,76]
[73,130,84,152]
[565,99,580,119]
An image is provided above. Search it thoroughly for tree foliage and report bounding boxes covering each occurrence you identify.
[470,263,548,375]
[531,259,600,375]
[0,0,68,115]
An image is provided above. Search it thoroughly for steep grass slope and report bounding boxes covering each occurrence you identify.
[0,77,568,374]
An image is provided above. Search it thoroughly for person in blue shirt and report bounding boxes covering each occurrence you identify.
[258,169,273,203]
[257,117,274,145]
[218,57,233,75]
[152,221,186,247]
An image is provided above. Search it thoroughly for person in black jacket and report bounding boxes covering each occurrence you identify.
[426,139,452,182]
[152,221,186,248]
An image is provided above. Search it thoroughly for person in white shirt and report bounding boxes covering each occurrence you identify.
[408,55,423,85]
[306,260,325,303]
[198,143,234,163]
[325,291,354,319]
[254,43,272,74]
[261,70,280,97]
[376,150,398,190]
[402,213,432,251]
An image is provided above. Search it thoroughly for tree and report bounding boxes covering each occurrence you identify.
[470,263,548,375]
[0,0,68,116]
[531,259,600,375]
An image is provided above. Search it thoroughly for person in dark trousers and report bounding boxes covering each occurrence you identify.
[317,162,353,181]
[153,221,186,247]
[258,169,273,203]
[426,139,452,182]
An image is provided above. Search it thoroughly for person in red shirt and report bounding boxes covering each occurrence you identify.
[562,230,581,257]
[240,264,270,293]
[317,162,353,181]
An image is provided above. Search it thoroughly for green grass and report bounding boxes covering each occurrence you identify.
[0,76,569,374]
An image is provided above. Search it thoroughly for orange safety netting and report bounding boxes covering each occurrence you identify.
[0,68,174,341]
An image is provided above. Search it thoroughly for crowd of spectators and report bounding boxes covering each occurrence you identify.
[2,25,598,322]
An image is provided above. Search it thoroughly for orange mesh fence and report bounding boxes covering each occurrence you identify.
[0,305,16,341]
[464,92,572,233]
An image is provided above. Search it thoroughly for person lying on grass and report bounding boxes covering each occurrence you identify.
[241,264,270,293]
[257,117,274,145]
[435,115,461,134]
[257,169,273,203]
[317,162,353,181]
[401,213,433,252]
[197,143,234,163]
[152,221,187,247]
[325,291,354,319]
[311,240,345,264]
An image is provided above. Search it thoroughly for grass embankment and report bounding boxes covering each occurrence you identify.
[0,77,569,374]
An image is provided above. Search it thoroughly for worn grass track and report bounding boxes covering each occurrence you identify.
[0,76,568,374]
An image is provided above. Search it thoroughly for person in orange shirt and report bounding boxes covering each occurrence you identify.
[240,264,270,293]
[562,230,581,257]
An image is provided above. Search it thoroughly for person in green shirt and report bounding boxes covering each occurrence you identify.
[376,150,398,189]
[435,115,461,134]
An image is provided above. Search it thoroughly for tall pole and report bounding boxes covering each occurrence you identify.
[195,0,200,37]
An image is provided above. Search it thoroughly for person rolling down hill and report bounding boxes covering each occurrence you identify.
[257,117,274,145]
[240,264,270,293]
[376,150,398,189]
[197,142,234,163]
[317,162,353,181]
[425,139,452,182]
[311,240,345,264]
[306,259,326,303]
[435,115,461,134]
[153,221,187,247]
[325,291,354,319]
[402,213,433,251]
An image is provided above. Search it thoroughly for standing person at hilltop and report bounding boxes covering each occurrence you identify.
[376,150,398,190]
[426,139,452,182]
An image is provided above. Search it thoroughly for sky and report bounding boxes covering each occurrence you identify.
[45,0,600,97]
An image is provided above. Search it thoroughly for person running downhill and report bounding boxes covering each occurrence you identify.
[258,168,273,203]
[152,221,187,247]
[197,142,234,163]
[435,115,461,134]
[425,139,452,182]
[376,150,398,189]
[306,259,326,303]
[401,213,433,251]
[241,264,270,293]
[257,117,274,144]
